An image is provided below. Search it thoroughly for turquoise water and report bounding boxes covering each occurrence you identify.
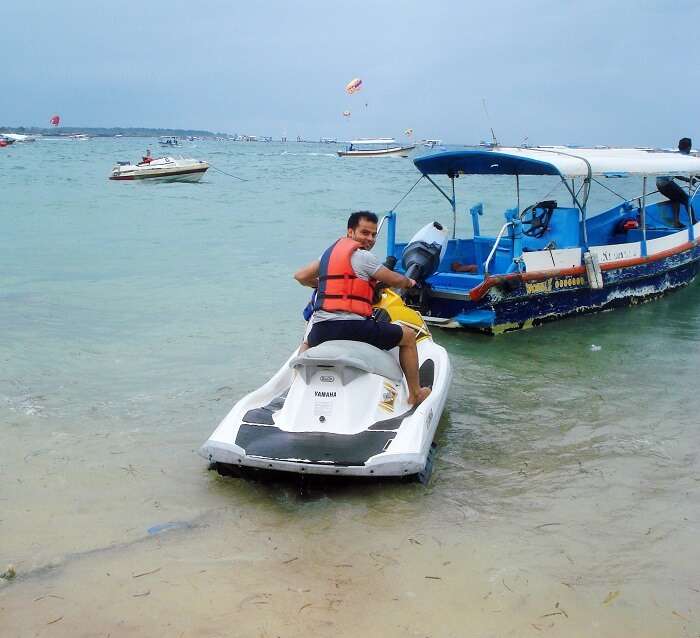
[1,138,699,636]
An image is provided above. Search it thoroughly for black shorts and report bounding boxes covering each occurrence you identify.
[307,319,403,351]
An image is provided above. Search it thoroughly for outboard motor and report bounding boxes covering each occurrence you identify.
[401,222,448,283]
[383,255,398,271]
[399,222,448,311]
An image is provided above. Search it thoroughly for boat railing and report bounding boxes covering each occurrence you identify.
[376,214,393,251]
[376,214,390,238]
[690,179,700,202]
[484,221,513,276]
[630,189,660,208]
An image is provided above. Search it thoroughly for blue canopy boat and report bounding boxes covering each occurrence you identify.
[382,145,700,333]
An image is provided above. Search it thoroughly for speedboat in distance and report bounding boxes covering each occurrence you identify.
[158,136,181,146]
[338,138,415,158]
[109,156,209,182]
[1,132,37,143]
[379,144,700,333]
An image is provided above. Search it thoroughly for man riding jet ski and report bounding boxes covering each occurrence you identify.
[200,216,451,479]
[295,211,430,406]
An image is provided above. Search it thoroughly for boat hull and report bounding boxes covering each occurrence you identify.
[420,243,700,333]
[109,167,208,183]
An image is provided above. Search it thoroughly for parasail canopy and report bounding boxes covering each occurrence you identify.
[404,128,414,136]
[342,110,351,117]
[50,115,60,126]
[345,78,362,94]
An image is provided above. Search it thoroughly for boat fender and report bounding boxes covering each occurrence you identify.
[616,218,639,232]
[584,251,603,289]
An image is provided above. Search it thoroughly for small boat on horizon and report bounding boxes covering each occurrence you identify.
[109,155,209,183]
[158,136,181,147]
[338,138,415,158]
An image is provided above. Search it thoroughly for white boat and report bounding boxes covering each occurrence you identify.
[422,139,442,148]
[201,223,452,480]
[158,136,181,147]
[338,138,415,158]
[1,132,37,143]
[109,156,209,182]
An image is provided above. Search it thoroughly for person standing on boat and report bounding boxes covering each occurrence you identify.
[294,211,431,406]
[656,137,696,227]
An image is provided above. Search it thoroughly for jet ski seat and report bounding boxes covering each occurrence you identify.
[290,340,403,384]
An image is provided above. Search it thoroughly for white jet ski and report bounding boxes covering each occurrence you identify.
[200,222,452,479]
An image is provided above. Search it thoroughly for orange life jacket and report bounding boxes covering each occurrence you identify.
[314,238,376,317]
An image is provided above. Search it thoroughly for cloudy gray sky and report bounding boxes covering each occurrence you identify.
[3,0,698,146]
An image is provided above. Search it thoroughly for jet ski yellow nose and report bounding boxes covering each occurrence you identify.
[375,289,430,339]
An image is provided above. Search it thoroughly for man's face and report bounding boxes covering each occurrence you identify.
[347,218,378,250]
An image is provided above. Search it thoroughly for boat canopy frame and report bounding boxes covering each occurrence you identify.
[406,147,700,249]
[410,149,594,244]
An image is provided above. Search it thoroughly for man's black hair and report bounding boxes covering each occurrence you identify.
[347,210,378,229]
[678,138,692,154]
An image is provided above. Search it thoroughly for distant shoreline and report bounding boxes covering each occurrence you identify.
[1,127,457,145]
[0,126,220,138]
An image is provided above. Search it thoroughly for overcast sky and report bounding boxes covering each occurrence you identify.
[3,0,698,146]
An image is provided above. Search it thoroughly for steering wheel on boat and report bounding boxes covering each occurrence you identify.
[519,200,557,238]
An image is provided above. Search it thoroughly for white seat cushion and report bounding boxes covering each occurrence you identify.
[290,340,403,382]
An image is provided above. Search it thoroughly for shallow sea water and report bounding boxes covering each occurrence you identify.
[1,139,699,637]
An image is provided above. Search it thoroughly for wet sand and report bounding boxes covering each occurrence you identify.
[2,407,698,637]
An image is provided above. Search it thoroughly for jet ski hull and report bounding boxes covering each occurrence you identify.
[200,338,451,478]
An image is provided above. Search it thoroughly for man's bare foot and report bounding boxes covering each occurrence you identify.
[408,386,431,406]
